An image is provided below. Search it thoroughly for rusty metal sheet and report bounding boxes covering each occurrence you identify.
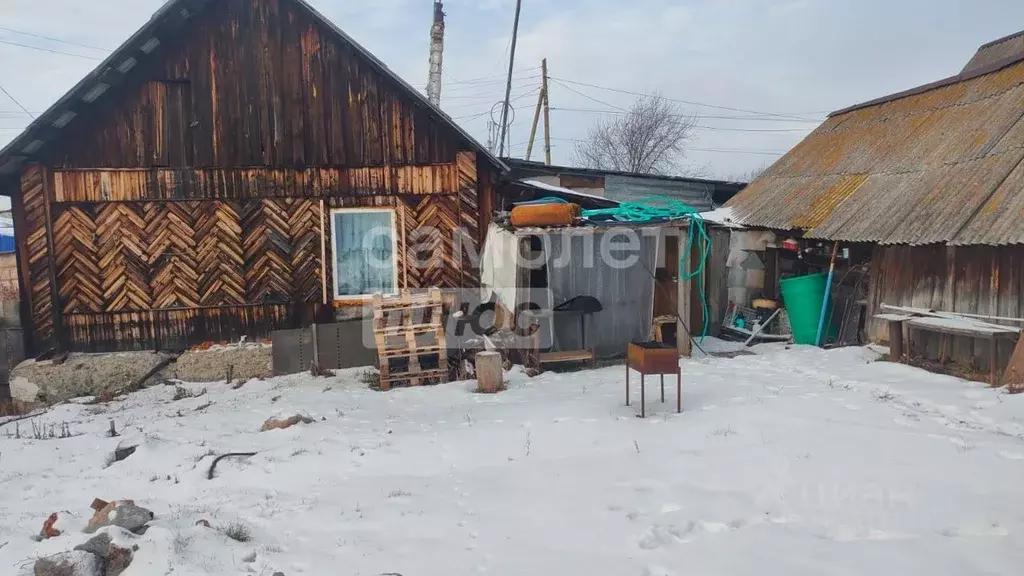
[727,59,1024,245]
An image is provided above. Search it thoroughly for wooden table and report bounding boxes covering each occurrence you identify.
[876,313,1019,384]
[626,342,681,418]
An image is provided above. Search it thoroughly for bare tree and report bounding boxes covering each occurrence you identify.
[727,162,770,183]
[572,92,698,176]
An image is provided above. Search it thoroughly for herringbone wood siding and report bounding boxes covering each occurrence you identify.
[49,199,340,314]
[22,165,55,349]
[457,152,480,288]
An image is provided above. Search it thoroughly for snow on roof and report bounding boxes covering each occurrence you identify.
[520,179,618,205]
[699,206,744,228]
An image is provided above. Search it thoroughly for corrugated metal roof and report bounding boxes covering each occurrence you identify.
[604,175,716,212]
[726,57,1024,246]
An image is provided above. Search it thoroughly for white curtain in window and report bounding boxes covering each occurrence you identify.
[333,211,396,297]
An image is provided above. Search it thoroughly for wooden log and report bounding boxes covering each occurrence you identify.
[475,351,503,394]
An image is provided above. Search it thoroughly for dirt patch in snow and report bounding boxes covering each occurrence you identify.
[172,344,272,383]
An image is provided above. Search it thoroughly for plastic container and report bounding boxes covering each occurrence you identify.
[779,273,836,345]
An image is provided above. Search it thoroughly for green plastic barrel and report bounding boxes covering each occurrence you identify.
[779,273,837,345]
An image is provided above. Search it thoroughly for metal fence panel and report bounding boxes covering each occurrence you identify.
[272,321,378,376]
[315,321,377,370]
[271,328,314,376]
[544,232,657,357]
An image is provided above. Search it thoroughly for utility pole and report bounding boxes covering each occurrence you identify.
[526,58,550,162]
[525,65,544,161]
[541,58,552,165]
[497,0,523,158]
[426,1,445,106]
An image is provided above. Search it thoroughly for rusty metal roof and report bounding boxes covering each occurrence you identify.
[726,56,1024,246]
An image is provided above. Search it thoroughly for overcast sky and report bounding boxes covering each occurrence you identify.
[2,0,1024,184]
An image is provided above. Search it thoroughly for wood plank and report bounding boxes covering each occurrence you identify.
[539,350,595,364]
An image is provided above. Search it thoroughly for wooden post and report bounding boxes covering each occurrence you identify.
[677,228,693,358]
[641,374,646,418]
[676,367,682,413]
[476,351,503,393]
[905,324,913,363]
[625,361,630,406]
[888,320,904,362]
[319,200,328,304]
[989,336,998,386]
[41,168,64,353]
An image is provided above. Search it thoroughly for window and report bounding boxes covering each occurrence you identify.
[331,209,399,299]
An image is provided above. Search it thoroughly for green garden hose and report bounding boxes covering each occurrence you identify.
[582,197,711,341]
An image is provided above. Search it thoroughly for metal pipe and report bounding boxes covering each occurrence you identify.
[815,241,839,347]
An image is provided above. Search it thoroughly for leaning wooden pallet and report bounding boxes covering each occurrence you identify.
[372,289,449,391]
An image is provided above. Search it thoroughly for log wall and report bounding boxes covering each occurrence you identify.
[12,0,497,354]
[867,244,1024,372]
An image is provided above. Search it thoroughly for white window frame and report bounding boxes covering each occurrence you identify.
[330,208,400,301]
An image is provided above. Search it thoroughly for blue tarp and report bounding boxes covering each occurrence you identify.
[0,234,14,254]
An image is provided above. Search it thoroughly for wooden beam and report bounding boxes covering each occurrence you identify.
[677,226,692,358]
[40,168,64,353]
[7,175,36,354]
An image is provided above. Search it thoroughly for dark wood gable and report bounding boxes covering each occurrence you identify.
[47,0,458,172]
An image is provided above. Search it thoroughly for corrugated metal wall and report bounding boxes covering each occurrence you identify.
[543,231,657,357]
[604,175,716,211]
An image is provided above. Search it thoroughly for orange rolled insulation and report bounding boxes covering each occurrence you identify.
[509,203,581,227]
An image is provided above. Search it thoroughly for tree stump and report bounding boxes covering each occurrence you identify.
[476,351,504,394]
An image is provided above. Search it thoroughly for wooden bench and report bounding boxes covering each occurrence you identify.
[876,312,1019,385]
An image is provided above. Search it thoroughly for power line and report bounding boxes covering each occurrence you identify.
[0,38,102,60]
[549,76,824,122]
[442,80,540,100]
[693,125,811,133]
[550,79,627,112]
[689,147,787,156]
[444,74,540,93]
[550,107,822,123]
[0,26,112,53]
[444,88,540,116]
[541,137,787,156]
[0,82,35,120]
[444,67,540,86]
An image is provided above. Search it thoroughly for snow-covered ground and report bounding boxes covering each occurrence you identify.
[2,344,1024,575]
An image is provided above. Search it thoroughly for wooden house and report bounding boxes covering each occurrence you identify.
[0,0,506,355]
[725,30,1024,373]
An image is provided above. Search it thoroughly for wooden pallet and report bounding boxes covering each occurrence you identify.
[373,288,449,391]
